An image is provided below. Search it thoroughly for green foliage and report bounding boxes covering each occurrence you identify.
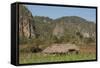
[19,53,96,64]
[76,32,83,39]
[19,34,43,45]
[19,36,28,44]
[51,35,64,43]
[83,37,95,44]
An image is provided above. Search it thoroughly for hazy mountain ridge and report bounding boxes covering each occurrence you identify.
[19,5,96,44]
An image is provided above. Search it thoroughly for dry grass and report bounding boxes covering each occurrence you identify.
[79,43,96,54]
[19,43,96,64]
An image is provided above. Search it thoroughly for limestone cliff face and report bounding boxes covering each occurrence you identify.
[19,5,36,39]
[53,24,64,39]
[18,5,96,42]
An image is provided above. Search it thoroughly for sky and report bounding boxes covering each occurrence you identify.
[25,4,96,22]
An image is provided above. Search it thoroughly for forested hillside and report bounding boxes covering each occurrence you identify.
[19,5,96,47]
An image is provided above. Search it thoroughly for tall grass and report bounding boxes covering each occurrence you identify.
[19,52,96,64]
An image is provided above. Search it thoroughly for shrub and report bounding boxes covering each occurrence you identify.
[83,37,95,44]
[19,36,28,44]
[51,35,63,43]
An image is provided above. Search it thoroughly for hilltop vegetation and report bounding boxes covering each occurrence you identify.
[19,5,96,47]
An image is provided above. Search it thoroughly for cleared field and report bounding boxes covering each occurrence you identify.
[19,44,96,64]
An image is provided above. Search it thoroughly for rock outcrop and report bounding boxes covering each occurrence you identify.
[19,5,36,39]
[19,5,96,44]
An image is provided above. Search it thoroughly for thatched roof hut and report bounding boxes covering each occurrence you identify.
[42,44,79,54]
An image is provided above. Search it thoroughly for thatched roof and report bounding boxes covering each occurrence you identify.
[42,44,79,54]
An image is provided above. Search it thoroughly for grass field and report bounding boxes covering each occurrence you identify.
[19,53,96,64]
[19,44,96,64]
